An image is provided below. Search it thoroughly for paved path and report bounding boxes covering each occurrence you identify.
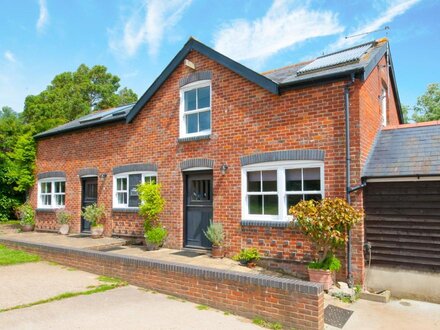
[325,295,440,330]
[0,262,101,309]
[0,286,260,330]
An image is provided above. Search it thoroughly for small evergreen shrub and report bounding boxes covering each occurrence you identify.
[56,210,72,225]
[203,221,225,246]
[233,248,261,264]
[144,226,168,246]
[16,203,35,226]
[137,182,165,232]
[81,204,105,227]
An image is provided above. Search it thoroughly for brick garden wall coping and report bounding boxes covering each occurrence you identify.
[0,237,324,330]
[0,237,321,295]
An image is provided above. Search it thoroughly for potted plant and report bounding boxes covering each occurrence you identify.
[81,203,106,238]
[233,248,260,267]
[289,198,363,290]
[138,182,166,250]
[144,226,168,250]
[203,220,225,258]
[56,210,72,235]
[17,203,35,232]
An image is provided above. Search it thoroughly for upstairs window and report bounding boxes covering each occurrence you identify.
[381,88,387,126]
[180,81,211,137]
[113,172,157,208]
[38,179,66,208]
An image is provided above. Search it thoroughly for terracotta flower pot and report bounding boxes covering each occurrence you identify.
[91,226,104,239]
[59,224,69,235]
[211,245,224,258]
[21,224,34,232]
[308,268,333,290]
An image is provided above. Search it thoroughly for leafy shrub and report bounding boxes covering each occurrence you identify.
[0,195,20,222]
[81,204,105,227]
[137,182,165,232]
[144,226,168,246]
[56,210,72,225]
[289,198,363,270]
[16,203,35,226]
[233,248,260,263]
[203,221,225,246]
[308,254,341,271]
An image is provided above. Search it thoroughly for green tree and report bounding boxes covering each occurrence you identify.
[22,64,137,132]
[401,104,410,124]
[412,83,440,122]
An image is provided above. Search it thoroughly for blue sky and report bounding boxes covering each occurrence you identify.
[0,0,438,113]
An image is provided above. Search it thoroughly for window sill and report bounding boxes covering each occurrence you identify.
[178,134,211,143]
[240,219,291,228]
[112,208,140,213]
[36,208,62,213]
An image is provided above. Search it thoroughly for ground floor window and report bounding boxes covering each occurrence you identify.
[37,179,66,208]
[242,161,324,221]
[113,172,157,208]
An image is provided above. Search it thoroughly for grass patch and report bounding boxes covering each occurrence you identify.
[97,276,124,284]
[0,245,40,266]
[47,261,60,266]
[0,220,20,225]
[196,304,209,310]
[253,317,283,330]
[0,279,127,313]
[224,311,232,316]
[167,295,186,302]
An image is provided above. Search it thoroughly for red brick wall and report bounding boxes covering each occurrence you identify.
[31,48,398,283]
[1,239,324,330]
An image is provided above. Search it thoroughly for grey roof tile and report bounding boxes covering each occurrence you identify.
[363,124,440,178]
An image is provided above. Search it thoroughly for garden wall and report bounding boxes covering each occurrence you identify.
[0,237,324,330]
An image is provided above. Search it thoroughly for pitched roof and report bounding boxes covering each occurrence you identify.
[363,122,440,178]
[35,37,402,139]
[34,103,134,138]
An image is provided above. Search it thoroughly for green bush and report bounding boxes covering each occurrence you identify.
[137,182,165,232]
[203,221,225,246]
[289,197,363,270]
[81,204,105,227]
[308,254,341,271]
[144,226,168,246]
[56,210,72,225]
[233,248,260,263]
[16,203,35,226]
[0,195,20,222]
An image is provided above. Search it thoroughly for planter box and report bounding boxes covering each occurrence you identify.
[308,268,333,290]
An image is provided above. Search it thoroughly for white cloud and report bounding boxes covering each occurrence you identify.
[213,0,344,65]
[330,0,420,50]
[4,51,16,63]
[36,0,49,33]
[110,0,192,58]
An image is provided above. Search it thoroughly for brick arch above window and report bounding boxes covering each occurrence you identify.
[112,163,157,175]
[240,150,325,166]
[179,71,212,88]
[37,171,66,180]
[78,167,98,178]
[180,158,214,170]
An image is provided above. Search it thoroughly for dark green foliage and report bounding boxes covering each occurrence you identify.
[308,254,341,271]
[412,83,439,122]
[0,65,137,222]
[144,226,168,245]
[232,248,261,263]
[22,64,138,129]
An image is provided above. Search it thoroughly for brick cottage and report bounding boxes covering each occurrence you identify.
[31,37,403,283]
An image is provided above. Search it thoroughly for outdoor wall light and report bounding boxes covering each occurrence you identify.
[99,173,108,180]
[220,164,229,175]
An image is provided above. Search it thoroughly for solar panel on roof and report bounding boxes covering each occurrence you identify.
[297,43,372,75]
[78,105,132,124]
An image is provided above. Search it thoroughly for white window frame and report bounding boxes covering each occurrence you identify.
[112,171,157,209]
[37,178,66,209]
[381,87,387,126]
[241,161,325,222]
[179,80,212,138]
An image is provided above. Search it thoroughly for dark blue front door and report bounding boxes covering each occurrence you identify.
[81,177,98,232]
[185,172,213,249]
